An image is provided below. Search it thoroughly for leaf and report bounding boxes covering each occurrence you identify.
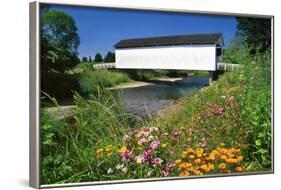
[255,139,262,146]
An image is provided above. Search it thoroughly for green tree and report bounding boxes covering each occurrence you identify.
[236,17,271,52]
[41,10,80,73]
[104,51,115,63]
[94,53,103,63]
[82,57,88,62]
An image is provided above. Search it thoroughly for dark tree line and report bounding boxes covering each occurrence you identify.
[81,51,115,63]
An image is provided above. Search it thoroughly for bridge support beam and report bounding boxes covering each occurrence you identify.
[208,71,218,85]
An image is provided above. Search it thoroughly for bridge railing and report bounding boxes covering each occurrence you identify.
[93,63,116,69]
[217,62,242,71]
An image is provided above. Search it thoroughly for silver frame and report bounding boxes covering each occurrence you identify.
[29,1,274,188]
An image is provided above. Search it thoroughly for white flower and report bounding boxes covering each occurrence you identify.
[148,135,154,141]
[107,168,113,174]
[221,95,226,99]
[134,155,144,164]
[149,127,158,132]
[115,164,124,170]
[122,167,128,173]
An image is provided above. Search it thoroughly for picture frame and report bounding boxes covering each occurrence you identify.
[30,1,274,188]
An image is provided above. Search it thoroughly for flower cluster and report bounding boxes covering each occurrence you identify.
[176,144,245,176]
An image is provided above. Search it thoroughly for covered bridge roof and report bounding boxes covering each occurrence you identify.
[114,33,223,49]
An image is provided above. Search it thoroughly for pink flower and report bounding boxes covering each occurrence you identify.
[172,129,181,138]
[142,151,153,160]
[121,150,132,159]
[162,170,169,177]
[212,104,224,116]
[138,138,147,145]
[143,131,150,138]
[149,140,160,150]
[151,158,163,165]
[134,155,144,164]
[149,127,158,132]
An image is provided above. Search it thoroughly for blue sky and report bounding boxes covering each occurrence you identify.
[49,5,237,59]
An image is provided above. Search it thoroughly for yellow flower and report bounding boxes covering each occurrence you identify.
[200,164,210,172]
[189,155,195,159]
[208,163,214,170]
[220,143,225,147]
[194,158,201,164]
[186,148,194,153]
[105,145,113,149]
[218,163,226,169]
[208,154,216,160]
[181,151,187,158]
[236,166,243,172]
[237,156,243,162]
[175,159,182,164]
[118,146,127,153]
[162,143,167,148]
[107,152,112,156]
[180,171,190,176]
[220,155,227,160]
[96,148,104,153]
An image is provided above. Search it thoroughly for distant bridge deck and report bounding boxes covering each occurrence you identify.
[93,62,242,71]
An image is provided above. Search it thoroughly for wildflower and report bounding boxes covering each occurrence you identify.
[122,135,130,142]
[172,129,181,138]
[143,131,150,138]
[96,148,104,153]
[180,171,190,176]
[138,138,147,146]
[179,162,192,169]
[122,167,128,173]
[194,159,201,164]
[149,140,160,150]
[181,151,187,158]
[149,127,158,132]
[236,166,243,172]
[162,143,167,148]
[148,135,154,141]
[162,170,169,177]
[218,163,226,170]
[115,164,124,170]
[193,169,201,175]
[107,168,113,174]
[142,151,153,159]
[134,155,144,164]
[151,158,163,165]
[220,155,227,160]
[237,156,243,162]
[186,148,194,153]
[220,143,225,147]
[175,159,182,164]
[119,146,127,153]
[189,155,195,159]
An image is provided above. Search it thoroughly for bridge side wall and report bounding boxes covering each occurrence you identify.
[115,44,217,71]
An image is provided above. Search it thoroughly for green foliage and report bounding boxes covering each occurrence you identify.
[78,70,132,94]
[81,57,88,62]
[94,52,103,63]
[104,51,115,63]
[236,17,271,53]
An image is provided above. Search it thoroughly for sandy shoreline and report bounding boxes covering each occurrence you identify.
[108,77,183,90]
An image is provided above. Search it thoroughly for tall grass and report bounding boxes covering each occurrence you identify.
[79,70,132,94]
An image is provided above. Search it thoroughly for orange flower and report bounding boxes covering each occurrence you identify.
[194,158,201,164]
[180,171,190,176]
[237,156,243,162]
[226,158,238,164]
[236,166,243,172]
[218,163,226,169]
[220,155,227,160]
[193,169,201,175]
[181,151,187,158]
[179,162,192,169]
[208,163,214,170]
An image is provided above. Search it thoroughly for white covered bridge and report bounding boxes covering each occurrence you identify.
[93,33,240,84]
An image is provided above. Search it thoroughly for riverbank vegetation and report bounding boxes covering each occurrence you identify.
[41,49,271,184]
[40,7,272,185]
